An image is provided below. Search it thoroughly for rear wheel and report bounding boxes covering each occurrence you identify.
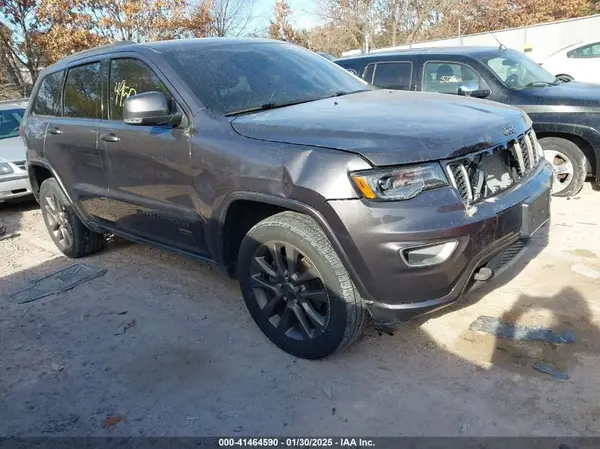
[237,211,367,359]
[39,178,105,258]
[539,137,587,197]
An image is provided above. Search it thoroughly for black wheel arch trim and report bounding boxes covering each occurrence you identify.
[533,122,600,183]
[27,160,103,234]
[216,191,373,303]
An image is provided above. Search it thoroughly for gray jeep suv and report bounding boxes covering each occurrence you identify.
[21,39,553,359]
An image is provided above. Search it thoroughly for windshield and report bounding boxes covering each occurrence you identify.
[0,108,24,140]
[481,50,558,90]
[162,42,371,115]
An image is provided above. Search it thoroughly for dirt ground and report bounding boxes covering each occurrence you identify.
[1,184,600,437]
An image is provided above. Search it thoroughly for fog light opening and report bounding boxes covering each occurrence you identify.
[401,240,458,267]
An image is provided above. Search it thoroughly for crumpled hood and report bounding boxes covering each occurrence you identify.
[231,90,530,166]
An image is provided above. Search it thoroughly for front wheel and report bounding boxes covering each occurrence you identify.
[539,137,587,197]
[237,211,367,359]
[39,178,105,258]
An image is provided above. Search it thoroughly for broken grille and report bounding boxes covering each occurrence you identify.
[446,129,541,204]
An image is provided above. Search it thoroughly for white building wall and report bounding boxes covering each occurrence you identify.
[343,14,600,62]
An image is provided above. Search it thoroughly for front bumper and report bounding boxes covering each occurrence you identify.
[0,175,32,201]
[323,161,553,330]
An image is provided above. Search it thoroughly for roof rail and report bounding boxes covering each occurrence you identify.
[62,40,138,60]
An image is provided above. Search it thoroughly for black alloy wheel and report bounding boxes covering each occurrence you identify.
[250,241,330,341]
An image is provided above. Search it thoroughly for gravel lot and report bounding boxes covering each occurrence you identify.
[1,185,600,437]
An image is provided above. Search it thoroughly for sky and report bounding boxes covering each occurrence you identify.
[250,0,321,33]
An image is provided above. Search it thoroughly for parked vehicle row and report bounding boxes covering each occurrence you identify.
[540,39,600,84]
[21,39,552,358]
[335,46,600,197]
[0,100,31,203]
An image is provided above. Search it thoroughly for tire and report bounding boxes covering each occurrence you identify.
[39,178,105,258]
[238,211,367,359]
[539,137,587,197]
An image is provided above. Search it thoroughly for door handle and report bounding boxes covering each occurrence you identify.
[47,127,62,135]
[100,133,120,143]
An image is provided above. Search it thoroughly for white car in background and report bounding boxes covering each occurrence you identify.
[0,100,31,203]
[541,40,600,83]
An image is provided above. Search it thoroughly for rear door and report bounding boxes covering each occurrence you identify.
[99,56,207,255]
[44,61,113,222]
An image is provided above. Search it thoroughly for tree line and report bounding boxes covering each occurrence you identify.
[1,0,598,98]
[268,0,599,56]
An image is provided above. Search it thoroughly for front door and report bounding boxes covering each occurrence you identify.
[43,61,113,222]
[99,57,209,256]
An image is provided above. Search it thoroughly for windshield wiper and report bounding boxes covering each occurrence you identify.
[525,81,558,88]
[326,89,369,98]
[225,90,370,116]
[225,98,323,116]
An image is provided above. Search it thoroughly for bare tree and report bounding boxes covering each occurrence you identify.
[0,0,45,86]
[210,0,257,37]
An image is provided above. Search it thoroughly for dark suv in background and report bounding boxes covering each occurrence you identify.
[336,46,600,197]
[22,39,552,358]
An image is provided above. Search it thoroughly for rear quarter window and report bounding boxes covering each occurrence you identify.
[32,71,64,116]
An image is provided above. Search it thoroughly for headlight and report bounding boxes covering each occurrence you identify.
[0,162,14,175]
[350,163,448,200]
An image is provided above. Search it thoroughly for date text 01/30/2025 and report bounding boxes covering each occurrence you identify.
[218,438,376,447]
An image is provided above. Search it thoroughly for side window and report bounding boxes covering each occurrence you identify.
[363,64,375,82]
[568,43,600,58]
[63,62,101,119]
[371,62,412,90]
[32,71,64,116]
[422,62,485,95]
[109,58,173,121]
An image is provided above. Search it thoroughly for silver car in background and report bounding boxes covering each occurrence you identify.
[0,99,31,203]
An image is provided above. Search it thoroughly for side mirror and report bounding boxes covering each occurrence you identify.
[123,91,181,126]
[458,83,490,99]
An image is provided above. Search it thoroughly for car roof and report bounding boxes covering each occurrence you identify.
[41,38,284,74]
[337,46,510,62]
[0,99,27,110]
[551,39,600,55]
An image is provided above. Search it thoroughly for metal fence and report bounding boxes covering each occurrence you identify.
[343,14,600,63]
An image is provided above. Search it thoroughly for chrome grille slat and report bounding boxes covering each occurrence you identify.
[513,141,526,175]
[523,134,535,169]
[457,163,473,202]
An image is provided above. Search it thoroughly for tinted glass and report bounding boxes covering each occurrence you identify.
[63,63,101,119]
[363,64,375,82]
[568,43,600,58]
[32,71,64,116]
[163,42,370,115]
[482,51,557,89]
[423,62,484,94]
[0,108,24,140]
[109,58,173,120]
[372,62,412,90]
